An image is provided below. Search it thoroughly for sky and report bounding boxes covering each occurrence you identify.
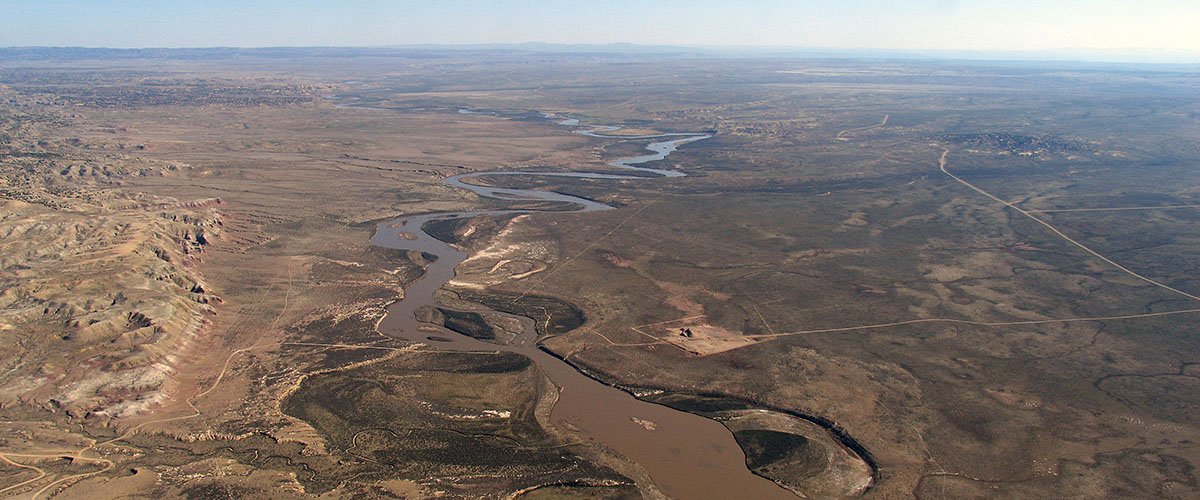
[3,0,1199,60]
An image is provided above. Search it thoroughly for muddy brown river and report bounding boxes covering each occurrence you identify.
[370,112,798,499]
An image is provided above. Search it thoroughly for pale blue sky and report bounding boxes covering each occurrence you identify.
[2,0,1198,54]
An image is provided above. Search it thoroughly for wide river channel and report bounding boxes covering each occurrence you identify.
[370,111,798,499]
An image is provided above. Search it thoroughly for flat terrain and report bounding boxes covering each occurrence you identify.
[1,48,1198,499]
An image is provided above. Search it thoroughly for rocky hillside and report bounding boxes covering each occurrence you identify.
[0,96,222,419]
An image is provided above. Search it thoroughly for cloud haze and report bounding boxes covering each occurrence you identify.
[2,0,1197,60]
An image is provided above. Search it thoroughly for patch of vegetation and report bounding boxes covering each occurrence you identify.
[452,288,585,338]
[515,483,642,500]
[734,429,824,473]
[640,392,752,413]
[124,432,348,495]
[937,132,1090,155]
[436,308,496,340]
[422,217,466,245]
[281,351,633,497]
[181,482,261,500]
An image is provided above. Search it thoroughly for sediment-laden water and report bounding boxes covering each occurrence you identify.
[369,111,799,499]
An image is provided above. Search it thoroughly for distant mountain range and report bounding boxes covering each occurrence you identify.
[1,44,1197,65]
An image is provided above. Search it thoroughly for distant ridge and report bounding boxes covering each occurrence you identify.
[1,44,1197,65]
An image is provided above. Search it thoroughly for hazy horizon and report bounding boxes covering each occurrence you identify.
[3,0,1200,64]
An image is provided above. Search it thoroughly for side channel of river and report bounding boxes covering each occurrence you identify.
[370,112,799,499]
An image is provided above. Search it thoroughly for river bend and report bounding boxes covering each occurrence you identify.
[370,111,797,500]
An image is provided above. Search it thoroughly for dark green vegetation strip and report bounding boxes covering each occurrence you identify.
[515,483,642,500]
[643,392,878,478]
[453,288,585,338]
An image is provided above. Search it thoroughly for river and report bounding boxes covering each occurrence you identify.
[369,111,798,499]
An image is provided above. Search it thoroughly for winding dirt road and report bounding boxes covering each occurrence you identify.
[836,114,890,139]
[588,147,1200,350]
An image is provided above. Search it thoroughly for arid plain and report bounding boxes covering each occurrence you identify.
[1,48,1198,499]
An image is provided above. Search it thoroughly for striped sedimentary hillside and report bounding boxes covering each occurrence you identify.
[0,171,222,419]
